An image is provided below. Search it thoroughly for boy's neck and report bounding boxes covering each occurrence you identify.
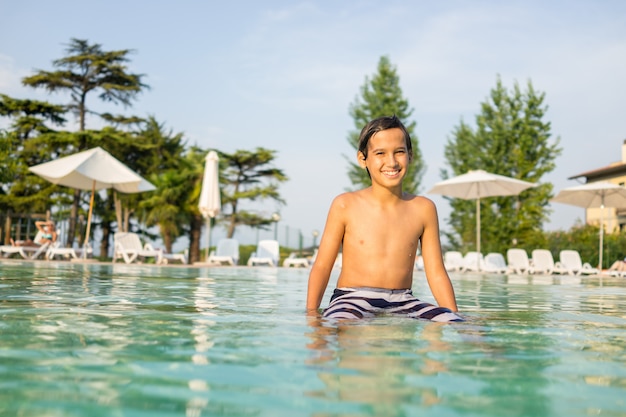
[369,183,405,201]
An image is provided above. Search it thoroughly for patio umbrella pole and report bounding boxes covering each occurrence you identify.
[599,199,604,271]
[476,197,481,271]
[83,180,95,259]
[206,217,211,262]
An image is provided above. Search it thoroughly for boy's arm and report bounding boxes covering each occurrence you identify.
[420,198,459,312]
[306,197,346,315]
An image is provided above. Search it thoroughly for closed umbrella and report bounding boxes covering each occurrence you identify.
[29,147,155,254]
[428,170,536,268]
[551,181,626,270]
[198,151,221,261]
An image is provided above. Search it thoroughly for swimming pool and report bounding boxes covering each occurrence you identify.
[0,261,625,416]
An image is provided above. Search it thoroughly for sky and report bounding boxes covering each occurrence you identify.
[1,0,626,248]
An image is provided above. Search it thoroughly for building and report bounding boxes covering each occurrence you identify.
[568,140,626,233]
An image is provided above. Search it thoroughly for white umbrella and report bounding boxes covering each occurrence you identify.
[427,170,536,266]
[29,147,156,252]
[551,181,626,270]
[198,151,221,261]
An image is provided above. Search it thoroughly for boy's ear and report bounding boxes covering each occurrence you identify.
[357,151,367,168]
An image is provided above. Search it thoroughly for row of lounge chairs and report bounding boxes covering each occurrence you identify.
[444,249,600,276]
[1,231,163,264]
[211,238,314,268]
[209,238,330,268]
[1,232,322,268]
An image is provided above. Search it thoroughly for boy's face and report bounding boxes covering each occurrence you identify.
[358,127,411,187]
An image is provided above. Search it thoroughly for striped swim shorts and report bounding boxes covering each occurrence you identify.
[323,287,464,322]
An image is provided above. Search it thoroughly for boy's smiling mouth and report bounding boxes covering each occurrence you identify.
[382,169,400,177]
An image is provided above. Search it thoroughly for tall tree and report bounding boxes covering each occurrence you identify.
[442,77,561,253]
[0,94,70,216]
[219,148,288,239]
[180,147,209,264]
[132,117,189,254]
[347,56,425,193]
[21,38,149,246]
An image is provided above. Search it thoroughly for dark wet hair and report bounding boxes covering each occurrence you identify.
[357,115,412,160]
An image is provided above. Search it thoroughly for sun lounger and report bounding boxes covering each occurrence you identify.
[558,250,599,275]
[531,249,569,275]
[1,242,50,260]
[482,252,508,273]
[0,244,25,258]
[444,251,464,272]
[207,238,239,265]
[283,252,309,268]
[247,239,279,266]
[113,232,163,264]
[161,249,189,265]
[507,248,534,274]
[1,230,51,260]
[46,241,93,261]
[462,251,484,272]
[47,242,78,260]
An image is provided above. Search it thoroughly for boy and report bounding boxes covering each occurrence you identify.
[306,115,462,322]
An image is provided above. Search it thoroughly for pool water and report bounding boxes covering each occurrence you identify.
[0,261,625,417]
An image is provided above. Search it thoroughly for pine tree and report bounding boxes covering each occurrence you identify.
[21,38,148,246]
[347,56,425,193]
[219,148,288,239]
[443,77,561,253]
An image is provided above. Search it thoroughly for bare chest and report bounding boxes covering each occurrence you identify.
[344,205,423,249]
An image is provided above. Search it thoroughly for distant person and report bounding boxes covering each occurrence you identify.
[306,115,463,322]
[11,220,57,246]
[607,257,626,275]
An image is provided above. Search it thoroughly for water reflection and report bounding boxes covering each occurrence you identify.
[191,276,217,365]
[305,267,626,417]
[1,262,625,416]
[306,317,455,416]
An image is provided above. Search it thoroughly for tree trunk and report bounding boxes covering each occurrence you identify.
[163,233,173,254]
[100,221,111,259]
[66,189,81,247]
[188,214,203,263]
[227,220,236,239]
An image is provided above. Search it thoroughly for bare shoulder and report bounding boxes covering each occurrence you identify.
[404,193,437,210]
[329,190,366,209]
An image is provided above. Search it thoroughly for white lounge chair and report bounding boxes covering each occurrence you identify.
[112,232,163,264]
[283,252,309,268]
[507,248,534,274]
[463,251,484,272]
[531,249,569,275]
[247,239,279,266]
[207,238,239,265]
[482,252,508,273]
[0,244,25,258]
[0,230,51,260]
[161,249,189,265]
[559,250,599,275]
[46,242,93,260]
[444,251,464,272]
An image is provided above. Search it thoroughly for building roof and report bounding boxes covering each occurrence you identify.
[569,162,626,182]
